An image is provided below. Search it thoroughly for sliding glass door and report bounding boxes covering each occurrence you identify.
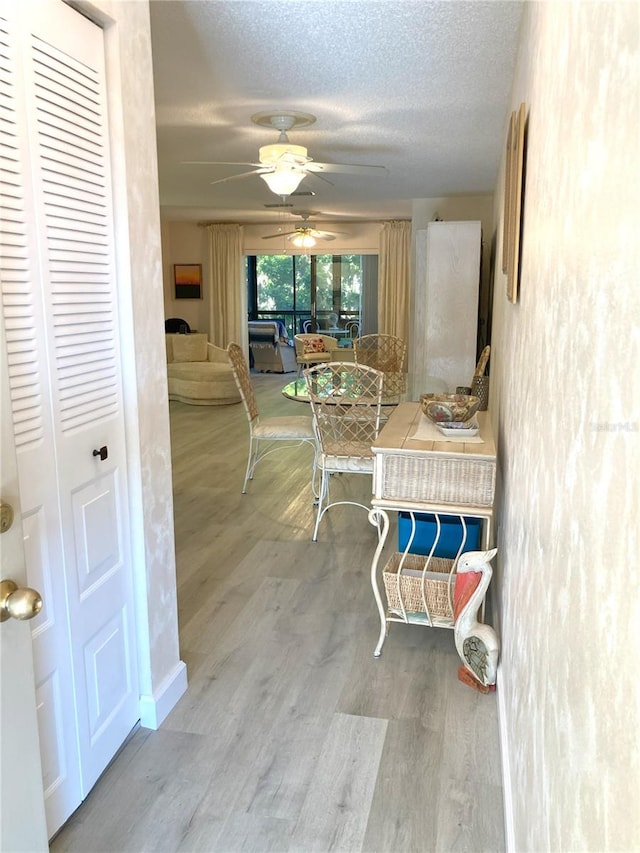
[247,254,375,340]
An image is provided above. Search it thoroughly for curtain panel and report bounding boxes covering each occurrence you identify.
[205,224,245,350]
[378,220,411,344]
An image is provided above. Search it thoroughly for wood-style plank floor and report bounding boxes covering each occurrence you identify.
[51,372,505,853]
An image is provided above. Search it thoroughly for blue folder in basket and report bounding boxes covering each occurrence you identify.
[397,513,482,559]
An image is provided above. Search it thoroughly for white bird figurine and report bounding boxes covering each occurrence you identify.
[453,548,499,692]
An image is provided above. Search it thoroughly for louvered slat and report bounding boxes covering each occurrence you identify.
[31,32,118,432]
[0,14,44,448]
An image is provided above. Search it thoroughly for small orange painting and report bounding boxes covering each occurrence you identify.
[174,264,202,299]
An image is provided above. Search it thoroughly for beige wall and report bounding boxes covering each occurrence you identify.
[161,220,210,333]
[159,219,383,339]
[243,220,382,255]
[489,3,640,850]
[160,195,491,340]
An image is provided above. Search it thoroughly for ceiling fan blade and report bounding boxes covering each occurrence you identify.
[182,160,262,167]
[209,168,268,186]
[262,230,299,240]
[262,223,350,241]
[302,170,334,187]
[313,229,350,238]
[306,162,387,176]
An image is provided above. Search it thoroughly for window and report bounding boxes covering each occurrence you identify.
[247,254,374,340]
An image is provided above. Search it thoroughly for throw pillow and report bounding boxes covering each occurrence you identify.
[302,336,327,355]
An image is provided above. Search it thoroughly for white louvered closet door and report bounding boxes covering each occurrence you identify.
[0,0,138,836]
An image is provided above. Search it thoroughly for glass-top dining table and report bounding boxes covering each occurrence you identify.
[282,371,449,405]
[325,327,352,340]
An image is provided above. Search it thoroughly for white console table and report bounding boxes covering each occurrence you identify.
[369,402,497,656]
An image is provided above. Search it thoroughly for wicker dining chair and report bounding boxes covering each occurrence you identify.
[304,361,384,541]
[345,320,361,339]
[353,333,408,401]
[293,333,339,377]
[227,343,317,494]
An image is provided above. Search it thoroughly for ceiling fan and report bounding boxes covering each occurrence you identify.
[183,111,387,196]
[262,212,350,248]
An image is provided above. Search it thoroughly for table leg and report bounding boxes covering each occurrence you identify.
[368,507,390,657]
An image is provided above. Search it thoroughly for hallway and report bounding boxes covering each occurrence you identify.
[51,373,504,852]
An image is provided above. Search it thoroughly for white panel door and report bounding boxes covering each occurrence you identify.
[0,1,82,832]
[0,314,48,853]
[0,0,139,835]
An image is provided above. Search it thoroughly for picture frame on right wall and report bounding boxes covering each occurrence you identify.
[503,102,527,303]
[501,110,515,276]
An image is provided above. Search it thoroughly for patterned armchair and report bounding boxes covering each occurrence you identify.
[293,333,339,377]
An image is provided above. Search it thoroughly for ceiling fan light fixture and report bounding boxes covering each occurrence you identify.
[260,166,306,197]
[259,143,308,165]
[291,231,316,248]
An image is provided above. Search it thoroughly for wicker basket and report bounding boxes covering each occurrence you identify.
[383,552,455,618]
[377,453,496,507]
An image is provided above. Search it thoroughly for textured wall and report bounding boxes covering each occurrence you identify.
[85,0,185,720]
[489,3,640,851]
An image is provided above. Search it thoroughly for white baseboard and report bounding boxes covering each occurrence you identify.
[490,573,515,853]
[497,662,515,852]
[138,660,188,730]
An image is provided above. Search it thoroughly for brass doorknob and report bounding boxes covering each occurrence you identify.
[0,501,14,533]
[0,579,43,622]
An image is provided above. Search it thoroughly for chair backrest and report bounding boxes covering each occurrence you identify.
[165,332,208,363]
[302,319,313,333]
[345,320,361,339]
[353,333,407,398]
[353,333,407,371]
[248,319,290,344]
[227,343,259,422]
[294,333,339,358]
[165,317,190,334]
[248,320,279,346]
[304,362,384,458]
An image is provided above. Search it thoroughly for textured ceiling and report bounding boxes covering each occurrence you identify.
[150,0,524,224]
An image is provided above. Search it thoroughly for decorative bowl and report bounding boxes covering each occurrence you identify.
[436,420,479,437]
[420,393,481,423]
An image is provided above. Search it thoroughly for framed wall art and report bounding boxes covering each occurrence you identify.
[174,263,202,299]
[502,110,515,276]
[503,102,527,303]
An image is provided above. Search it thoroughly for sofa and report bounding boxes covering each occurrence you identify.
[165,333,241,405]
[248,320,297,373]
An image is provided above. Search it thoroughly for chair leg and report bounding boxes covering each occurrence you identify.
[245,436,316,494]
[312,469,378,541]
[242,435,257,493]
[310,447,320,500]
[312,467,330,541]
